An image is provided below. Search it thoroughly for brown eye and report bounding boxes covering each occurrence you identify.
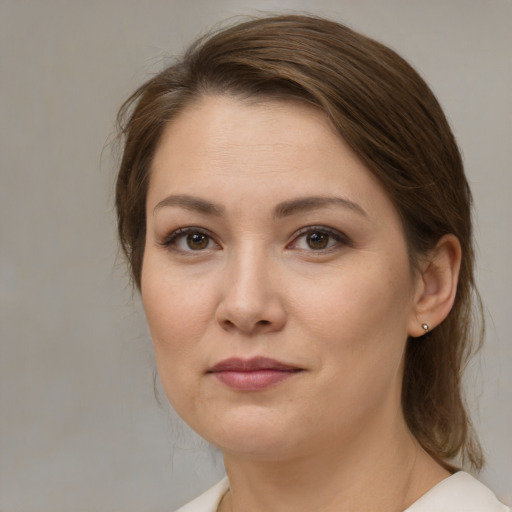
[162,227,221,254]
[186,232,210,250]
[306,231,330,250]
[288,226,349,252]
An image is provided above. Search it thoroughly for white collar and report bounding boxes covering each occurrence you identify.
[174,471,510,512]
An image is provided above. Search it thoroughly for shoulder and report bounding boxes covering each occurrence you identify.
[173,478,229,512]
[405,471,510,512]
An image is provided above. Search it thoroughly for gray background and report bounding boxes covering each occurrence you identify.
[1,0,510,510]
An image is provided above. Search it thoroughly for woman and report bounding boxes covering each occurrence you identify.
[115,15,510,512]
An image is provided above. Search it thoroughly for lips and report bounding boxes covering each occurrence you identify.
[207,357,303,391]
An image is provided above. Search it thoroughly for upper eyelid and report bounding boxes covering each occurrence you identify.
[291,225,349,241]
[160,226,220,248]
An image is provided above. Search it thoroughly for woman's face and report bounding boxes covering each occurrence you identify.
[142,95,422,460]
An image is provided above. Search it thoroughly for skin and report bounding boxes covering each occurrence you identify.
[142,95,460,511]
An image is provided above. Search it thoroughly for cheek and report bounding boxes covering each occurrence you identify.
[294,255,414,392]
[141,269,212,422]
[140,255,217,389]
[298,258,414,344]
[298,289,411,435]
[142,252,211,337]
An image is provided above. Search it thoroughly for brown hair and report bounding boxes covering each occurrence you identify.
[115,14,484,469]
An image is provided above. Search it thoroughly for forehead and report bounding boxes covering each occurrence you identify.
[148,94,394,220]
[152,94,339,167]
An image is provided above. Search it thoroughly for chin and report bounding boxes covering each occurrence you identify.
[190,406,307,461]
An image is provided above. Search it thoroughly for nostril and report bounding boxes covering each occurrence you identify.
[220,319,236,330]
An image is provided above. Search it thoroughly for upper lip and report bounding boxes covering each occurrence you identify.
[207,357,302,373]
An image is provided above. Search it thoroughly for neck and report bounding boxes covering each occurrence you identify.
[219,416,449,512]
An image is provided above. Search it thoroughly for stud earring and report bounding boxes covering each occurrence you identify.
[421,323,429,333]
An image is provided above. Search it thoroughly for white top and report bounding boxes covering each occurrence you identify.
[174,472,510,512]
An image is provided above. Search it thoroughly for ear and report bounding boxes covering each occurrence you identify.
[408,234,462,338]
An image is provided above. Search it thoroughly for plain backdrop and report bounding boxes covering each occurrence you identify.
[1,0,511,510]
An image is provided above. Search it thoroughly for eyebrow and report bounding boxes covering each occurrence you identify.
[153,194,225,216]
[153,194,367,219]
[274,196,367,219]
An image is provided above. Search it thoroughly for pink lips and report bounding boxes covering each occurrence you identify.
[207,357,303,391]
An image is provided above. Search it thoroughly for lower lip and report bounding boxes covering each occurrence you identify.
[211,369,301,391]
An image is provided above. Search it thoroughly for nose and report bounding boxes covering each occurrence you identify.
[215,247,287,335]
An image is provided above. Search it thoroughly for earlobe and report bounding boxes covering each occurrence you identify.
[408,234,462,338]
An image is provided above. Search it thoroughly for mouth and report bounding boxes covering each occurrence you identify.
[206,357,304,391]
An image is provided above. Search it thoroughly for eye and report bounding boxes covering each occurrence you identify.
[304,231,331,250]
[161,228,220,253]
[288,227,349,252]
[183,232,211,250]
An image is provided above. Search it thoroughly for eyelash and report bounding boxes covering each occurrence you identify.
[158,225,351,254]
[288,226,352,253]
[158,227,220,253]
